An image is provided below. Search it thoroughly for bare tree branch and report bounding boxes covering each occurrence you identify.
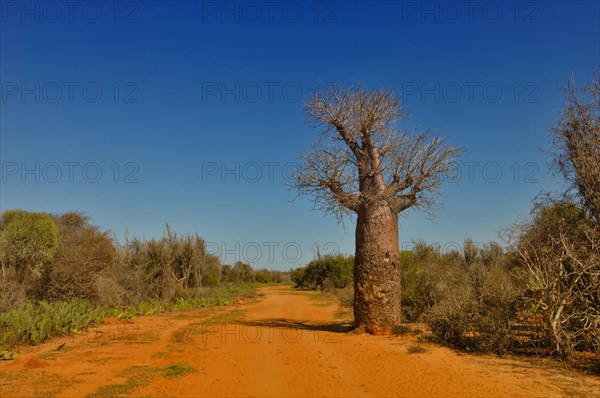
[550,71,600,225]
[293,85,463,220]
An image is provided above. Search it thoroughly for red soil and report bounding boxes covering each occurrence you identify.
[1,286,598,397]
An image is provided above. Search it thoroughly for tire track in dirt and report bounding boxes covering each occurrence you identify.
[1,286,598,397]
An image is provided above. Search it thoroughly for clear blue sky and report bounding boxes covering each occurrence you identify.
[1,1,598,269]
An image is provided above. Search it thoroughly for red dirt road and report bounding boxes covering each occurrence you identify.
[1,286,599,397]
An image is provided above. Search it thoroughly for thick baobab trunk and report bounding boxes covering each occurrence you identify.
[353,200,401,334]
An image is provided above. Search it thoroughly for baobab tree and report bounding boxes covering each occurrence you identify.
[293,86,462,334]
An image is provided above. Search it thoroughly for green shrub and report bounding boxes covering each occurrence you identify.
[292,254,353,290]
[0,300,108,350]
[0,283,256,351]
[0,210,60,282]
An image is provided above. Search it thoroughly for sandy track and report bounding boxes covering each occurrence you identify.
[1,286,598,397]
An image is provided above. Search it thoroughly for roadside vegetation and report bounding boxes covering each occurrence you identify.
[0,212,290,355]
[292,231,598,373]
[290,74,600,374]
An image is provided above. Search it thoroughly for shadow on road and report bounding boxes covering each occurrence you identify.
[240,319,353,334]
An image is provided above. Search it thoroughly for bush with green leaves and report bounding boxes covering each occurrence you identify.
[0,210,60,282]
[291,254,353,290]
[0,283,257,352]
[0,300,108,349]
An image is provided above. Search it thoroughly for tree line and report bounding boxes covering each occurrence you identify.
[0,211,290,312]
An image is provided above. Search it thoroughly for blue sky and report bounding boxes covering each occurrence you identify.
[1,1,599,269]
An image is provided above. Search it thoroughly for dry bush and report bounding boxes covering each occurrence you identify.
[402,242,467,323]
[509,203,600,361]
[165,225,221,289]
[409,241,523,354]
[118,238,179,302]
[95,274,126,306]
[426,282,477,348]
[338,285,354,308]
[542,73,600,367]
[0,267,27,312]
[112,226,224,303]
[473,264,521,353]
[35,212,115,303]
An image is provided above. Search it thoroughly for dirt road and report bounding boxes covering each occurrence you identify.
[1,286,598,397]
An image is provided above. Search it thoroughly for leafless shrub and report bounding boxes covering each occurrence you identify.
[426,281,477,348]
[415,241,522,354]
[34,212,116,302]
[95,274,126,306]
[0,267,27,312]
[549,72,600,225]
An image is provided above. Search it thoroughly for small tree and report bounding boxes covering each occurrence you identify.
[293,86,462,333]
[42,211,115,302]
[0,210,60,281]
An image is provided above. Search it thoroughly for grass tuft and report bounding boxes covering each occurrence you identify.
[163,363,196,378]
[392,324,412,336]
[407,344,427,354]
